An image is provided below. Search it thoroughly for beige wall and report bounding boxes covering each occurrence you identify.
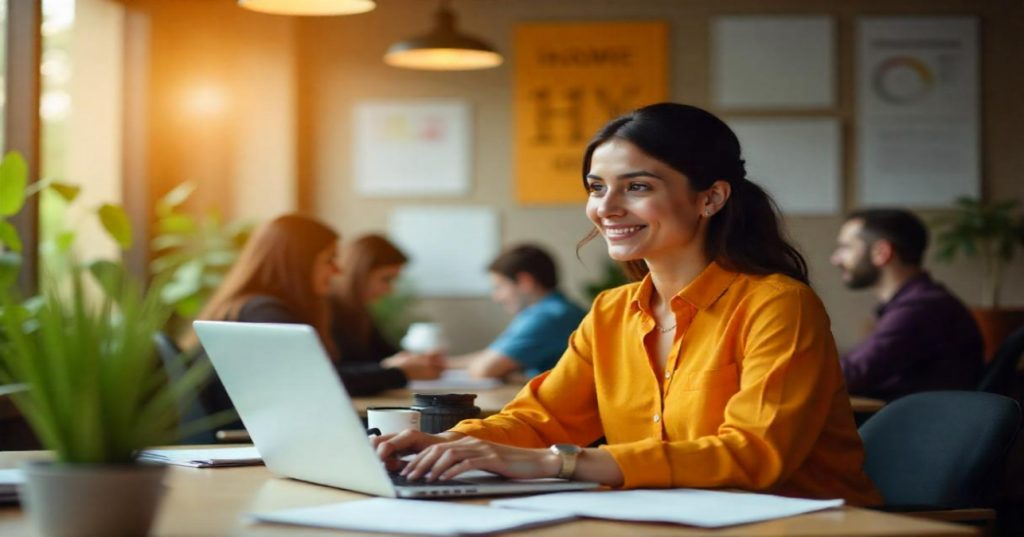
[133,0,1023,354]
[292,0,1023,353]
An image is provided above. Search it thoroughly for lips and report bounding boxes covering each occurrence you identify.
[603,225,646,241]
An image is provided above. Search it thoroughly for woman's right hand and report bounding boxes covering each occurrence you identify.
[372,429,464,468]
[383,351,445,380]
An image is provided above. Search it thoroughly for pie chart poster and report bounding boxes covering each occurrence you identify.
[856,17,979,207]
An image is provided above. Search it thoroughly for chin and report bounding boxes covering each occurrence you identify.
[606,246,643,262]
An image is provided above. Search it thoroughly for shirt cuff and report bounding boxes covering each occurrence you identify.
[599,437,672,489]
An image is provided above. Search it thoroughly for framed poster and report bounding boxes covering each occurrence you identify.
[515,22,669,204]
[389,206,500,297]
[729,118,841,215]
[353,100,471,197]
[712,16,836,109]
[856,17,979,207]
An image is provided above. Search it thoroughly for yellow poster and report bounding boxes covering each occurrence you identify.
[515,22,668,204]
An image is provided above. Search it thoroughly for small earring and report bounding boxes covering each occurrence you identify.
[705,209,712,217]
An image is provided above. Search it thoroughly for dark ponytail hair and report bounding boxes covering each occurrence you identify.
[579,103,808,284]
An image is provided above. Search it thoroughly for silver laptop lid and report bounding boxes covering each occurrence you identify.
[193,321,396,497]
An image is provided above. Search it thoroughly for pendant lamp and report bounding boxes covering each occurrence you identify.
[238,0,376,16]
[384,1,503,71]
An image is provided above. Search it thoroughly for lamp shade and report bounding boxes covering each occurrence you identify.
[238,0,376,16]
[384,5,502,71]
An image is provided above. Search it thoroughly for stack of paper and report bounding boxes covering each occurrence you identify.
[0,469,24,504]
[252,498,574,535]
[138,446,262,468]
[491,489,844,528]
[409,370,502,391]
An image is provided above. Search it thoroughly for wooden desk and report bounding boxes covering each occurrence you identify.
[0,450,973,536]
[850,396,887,414]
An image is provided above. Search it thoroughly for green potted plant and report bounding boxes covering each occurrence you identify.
[932,196,1024,358]
[0,151,215,536]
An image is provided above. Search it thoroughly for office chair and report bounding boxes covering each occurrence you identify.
[154,331,216,444]
[978,325,1024,398]
[859,390,1021,525]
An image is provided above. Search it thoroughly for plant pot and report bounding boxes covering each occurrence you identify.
[971,307,1024,362]
[19,460,167,537]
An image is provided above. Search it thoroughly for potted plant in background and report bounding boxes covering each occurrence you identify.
[932,196,1024,359]
[0,151,216,536]
[149,181,253,340]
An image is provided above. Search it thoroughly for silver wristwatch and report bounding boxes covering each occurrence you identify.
[549,443,582,479]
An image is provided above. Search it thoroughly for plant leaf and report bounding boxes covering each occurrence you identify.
[157,182,196,213]
[0,152,29,216]
[48,182,81,203]
[0,251,21,290]
[87,259,125,298]
[98,204,133,250]
[0,220,23,252]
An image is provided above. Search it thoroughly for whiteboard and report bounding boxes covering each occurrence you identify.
[713,16,836,109]
[353,100,471,197]
[856,17,979,207]
[730,118,842,215]
[389,207,500,297]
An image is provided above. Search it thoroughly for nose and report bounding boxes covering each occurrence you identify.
[594,190,626,219]
[829,250,841,267]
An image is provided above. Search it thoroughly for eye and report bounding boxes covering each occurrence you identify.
[585,181,605,194]
[627,182,651,192]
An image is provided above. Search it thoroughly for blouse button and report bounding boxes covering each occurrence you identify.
[653,414,661,423]
[664,371,671,379]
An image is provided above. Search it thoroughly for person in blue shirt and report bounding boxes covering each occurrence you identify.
[448,244,587,378]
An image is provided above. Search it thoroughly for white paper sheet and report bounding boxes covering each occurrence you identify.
[856,17,979,207]
[252,498,574,535]
[0,469,25,503]
[491,489,844,528]
[409,369,503,391]
[713,16,835,108]
[353,100,471,197]
[138,446,262,468]
[730,118,841,215]
[389,206,500,297]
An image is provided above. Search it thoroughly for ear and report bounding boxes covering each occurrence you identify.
[870,239,895,266]
[702,180,733,217]
[515,272,539,291]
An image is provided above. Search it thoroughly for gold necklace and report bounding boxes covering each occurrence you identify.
[658,323,677,333]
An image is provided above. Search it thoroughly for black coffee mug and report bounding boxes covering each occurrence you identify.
[411,393,481,434]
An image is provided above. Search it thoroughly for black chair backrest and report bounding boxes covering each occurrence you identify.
[978,325,1024,397]
[859,390,1021,509]
[154,332,214,444]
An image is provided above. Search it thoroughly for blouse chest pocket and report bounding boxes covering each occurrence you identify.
[680,362,739,392]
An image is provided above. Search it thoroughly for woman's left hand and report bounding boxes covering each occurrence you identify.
[400,435,560,482]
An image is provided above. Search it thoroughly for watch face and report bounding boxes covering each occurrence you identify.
[553,443,582,455]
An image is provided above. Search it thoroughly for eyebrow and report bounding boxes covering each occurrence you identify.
[585,170,665,181]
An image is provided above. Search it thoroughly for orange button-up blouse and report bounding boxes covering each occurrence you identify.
[451,262,881,506]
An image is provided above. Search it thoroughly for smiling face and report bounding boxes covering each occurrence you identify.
[585,139,712,267]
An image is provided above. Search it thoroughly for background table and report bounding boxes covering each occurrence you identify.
[216,387,887,442]
[0,450,974,536]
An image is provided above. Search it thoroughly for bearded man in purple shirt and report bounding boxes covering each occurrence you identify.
[831,209,984,401]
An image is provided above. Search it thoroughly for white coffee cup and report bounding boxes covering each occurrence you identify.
[367,407,421,436]
[401,322,447,354]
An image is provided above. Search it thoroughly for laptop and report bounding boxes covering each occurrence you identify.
[192,320,599,498]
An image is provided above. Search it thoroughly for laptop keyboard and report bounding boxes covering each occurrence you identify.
[389,472,474,487]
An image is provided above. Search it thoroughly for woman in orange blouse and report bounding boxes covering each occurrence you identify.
[374,103,881,505]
